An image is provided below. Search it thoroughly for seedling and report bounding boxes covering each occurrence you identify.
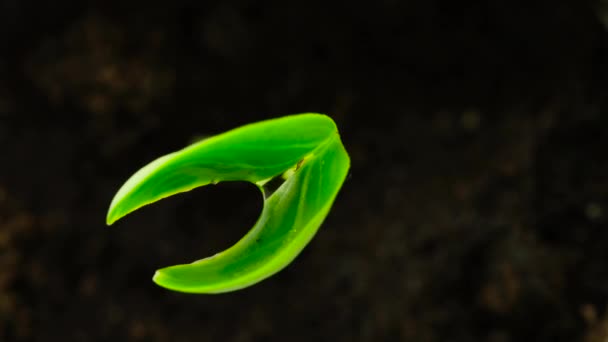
[106,113,350,293]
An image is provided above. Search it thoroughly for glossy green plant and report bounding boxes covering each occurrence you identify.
[106,113,350,293]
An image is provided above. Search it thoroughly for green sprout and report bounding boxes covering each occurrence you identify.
[106,113,350,293]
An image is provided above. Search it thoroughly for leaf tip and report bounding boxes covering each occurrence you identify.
[152,269,182,292]
[105,207,122,226]
[152,270,164,283]
[106,200,128,226]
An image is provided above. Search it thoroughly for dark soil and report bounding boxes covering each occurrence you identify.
[1,1,608,341]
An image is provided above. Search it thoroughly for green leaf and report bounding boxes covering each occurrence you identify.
[106,113,350,293]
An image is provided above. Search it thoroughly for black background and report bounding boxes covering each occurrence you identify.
[1,0,608,341]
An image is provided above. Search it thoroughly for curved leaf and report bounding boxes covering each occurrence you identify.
[106,113,350,293]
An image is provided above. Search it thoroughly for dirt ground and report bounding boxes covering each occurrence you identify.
[1,0,608,341]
